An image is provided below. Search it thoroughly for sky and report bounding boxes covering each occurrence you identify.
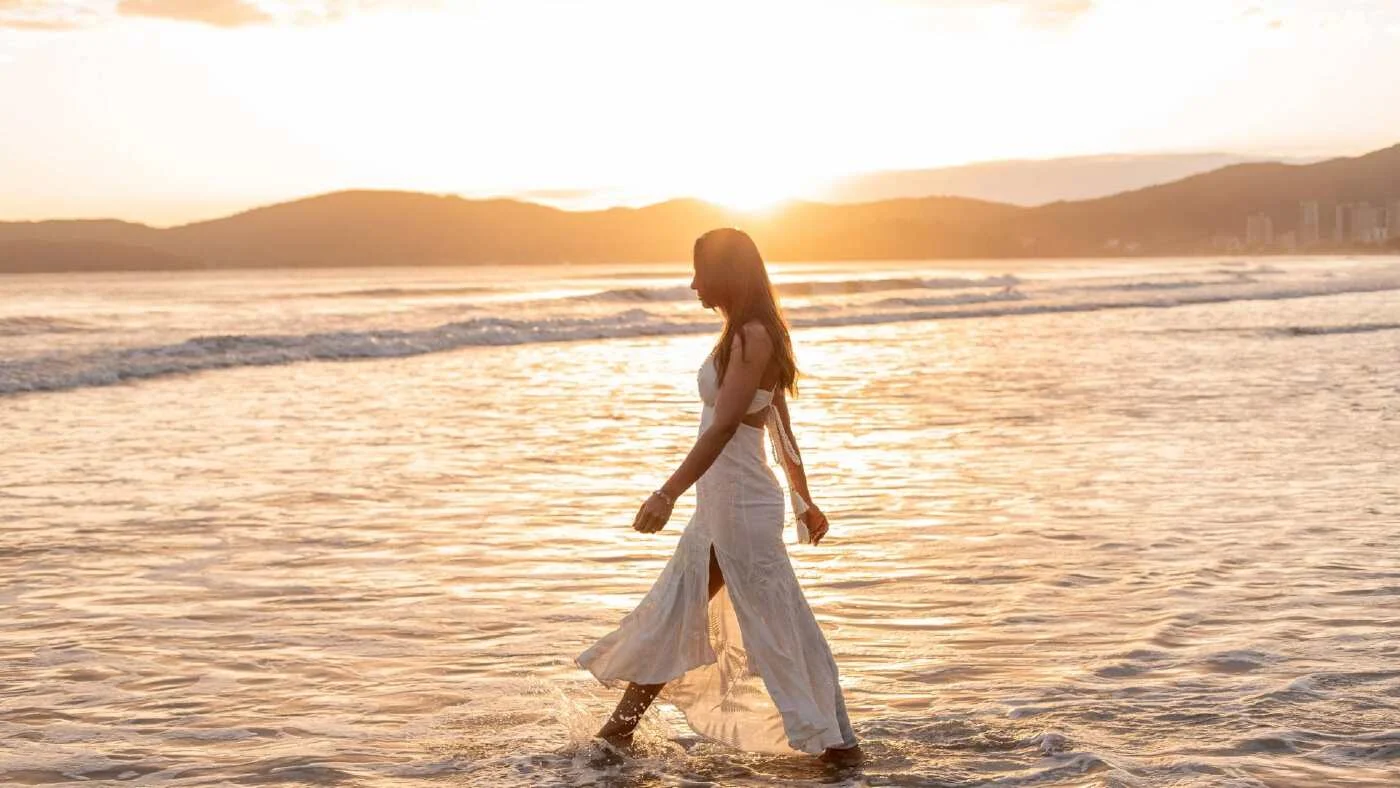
[2,0,1399,226]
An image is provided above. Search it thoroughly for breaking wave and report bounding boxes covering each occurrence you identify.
[5,270,1399,396]
[568,275,1022,303]
[0,315,96,336]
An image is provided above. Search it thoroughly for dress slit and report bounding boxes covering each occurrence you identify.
[706,543,725,599]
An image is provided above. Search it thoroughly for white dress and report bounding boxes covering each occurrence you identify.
[576,351,858,755]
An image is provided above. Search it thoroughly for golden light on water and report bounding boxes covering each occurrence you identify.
[5,259,1400,783]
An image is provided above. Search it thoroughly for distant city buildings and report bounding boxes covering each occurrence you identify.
[1236,198,1400,251]
[1352,202,1381,242]
[1300,201,1320,246]
[1245,213,1274,247]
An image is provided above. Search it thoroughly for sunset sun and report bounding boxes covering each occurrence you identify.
[695,182,796,213]
[680,163,820,213]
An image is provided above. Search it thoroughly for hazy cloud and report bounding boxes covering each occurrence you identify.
[0,16,81,29]
[236,0,450,26]
[117,0,273,27]
[0,0,103,30]
[0,0,443,30]
[901,0,1095,29]
[0,0,1105,33]
[1020,0,1093,28]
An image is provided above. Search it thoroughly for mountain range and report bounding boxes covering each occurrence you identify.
[2,144,1398,273]
[813,153,1317,206]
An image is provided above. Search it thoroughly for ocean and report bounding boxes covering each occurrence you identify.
[3,255,1398,786]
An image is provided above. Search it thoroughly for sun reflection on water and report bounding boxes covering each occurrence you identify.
[2,285,1398,785]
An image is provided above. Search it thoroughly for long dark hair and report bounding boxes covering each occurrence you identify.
[694,228,800,396]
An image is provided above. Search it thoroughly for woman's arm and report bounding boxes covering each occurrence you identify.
[633,323,773,533]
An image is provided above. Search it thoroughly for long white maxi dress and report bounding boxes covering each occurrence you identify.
[576,351,858,755]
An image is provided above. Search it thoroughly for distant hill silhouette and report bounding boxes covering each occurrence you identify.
[0,239,198,273]
[817,153,1316,206]
[2,143,1397,272]
[1019,143,1400,254]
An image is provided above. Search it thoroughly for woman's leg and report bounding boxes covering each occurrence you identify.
[595,681,664,744]
[596,547,727,745]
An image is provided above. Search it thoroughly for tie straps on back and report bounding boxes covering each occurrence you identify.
[766,403,812,541]
[765,405,802,469]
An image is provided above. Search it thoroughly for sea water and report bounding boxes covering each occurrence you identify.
[2,256,1398,786]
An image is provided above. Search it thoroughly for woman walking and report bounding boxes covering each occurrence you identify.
[576,228,863,766]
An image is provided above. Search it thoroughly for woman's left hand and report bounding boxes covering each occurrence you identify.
[804,503,830,545]
[633,493,673,533]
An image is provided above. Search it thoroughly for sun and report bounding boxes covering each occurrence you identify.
[689,173,807,213]
[698,187,792,213]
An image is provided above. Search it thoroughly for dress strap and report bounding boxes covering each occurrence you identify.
[765,405,802,469]
[766,403,812,541]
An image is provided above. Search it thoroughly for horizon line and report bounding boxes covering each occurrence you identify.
[4,143,1390,230]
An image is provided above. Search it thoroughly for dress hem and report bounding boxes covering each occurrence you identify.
[576,653,854,756]
[574,652,719,690]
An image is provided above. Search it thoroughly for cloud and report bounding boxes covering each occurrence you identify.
[0,0,104,30]
[1020,0,1093,28]
[116,0,273,27]
[0,16,81,29]
[0,0,443,30]
[279,0,445,25]
[901,0,1095,29]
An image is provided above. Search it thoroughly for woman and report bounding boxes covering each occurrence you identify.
[575,228,864,766]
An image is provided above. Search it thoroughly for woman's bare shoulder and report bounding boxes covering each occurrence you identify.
[731,320,773,359]
[736,320,772,345]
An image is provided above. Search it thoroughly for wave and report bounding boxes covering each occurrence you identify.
[0,309,704,395]
[796,275,1400,329]
[567,285,694,303]
[777,274,1021,297]
[873,289,1027,308]
[1279,323,1400,337]
[292,285,496,299]
[0,315,96,336]
[1070,277,1256,292]
[1213,262,1286,275]
[5,275,1398,396]
[568,275,1022,303]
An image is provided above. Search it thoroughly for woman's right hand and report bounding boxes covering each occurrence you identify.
[803,504,830,545]
[633,492,674,534]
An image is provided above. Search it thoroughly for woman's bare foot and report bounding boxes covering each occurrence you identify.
[819,743,864,767]
[586,732,635,767]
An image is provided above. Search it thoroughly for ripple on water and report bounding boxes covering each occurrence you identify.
[4,269,1400,786]
[1198,649,1281,674]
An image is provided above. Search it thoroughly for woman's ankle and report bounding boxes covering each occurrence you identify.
[595,726,635,742]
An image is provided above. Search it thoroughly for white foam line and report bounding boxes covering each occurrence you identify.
[3,276,1397,396]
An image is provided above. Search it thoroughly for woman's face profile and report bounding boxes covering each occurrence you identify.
[690,263,713,309]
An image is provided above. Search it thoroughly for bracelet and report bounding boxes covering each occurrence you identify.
[651,489,675,507]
